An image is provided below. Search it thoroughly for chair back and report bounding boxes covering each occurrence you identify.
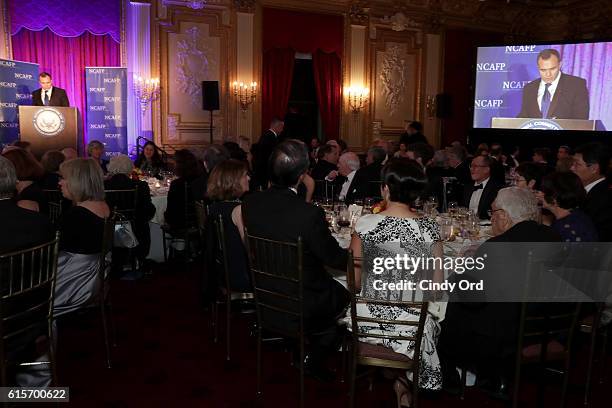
[516,302,580,361]
[313,180,336,201]
[99,213,116,286]
[244,230,304,338]
[0,233,60,385]
[183,182,198,230]
[346,252,428,368]
[213,214,231,292]
[195,200,208,240]
[42,189,62,206]
[48,201,63,228]
[105,189,138,221]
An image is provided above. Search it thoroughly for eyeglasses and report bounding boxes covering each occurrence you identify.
[487,208,504,217]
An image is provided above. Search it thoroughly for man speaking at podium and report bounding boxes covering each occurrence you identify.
[517,49,589,120]
[31,72,69,107]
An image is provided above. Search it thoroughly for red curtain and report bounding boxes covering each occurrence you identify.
[263,8,343,57]
[11,27,121,148]
[261,48,295,133]
[313,50,342,141]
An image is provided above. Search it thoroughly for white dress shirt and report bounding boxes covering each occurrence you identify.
[339,170,357,200]
[42,86,53,102]
[469,177,489,215]
[585,177,605,194]
[537,72,562,113]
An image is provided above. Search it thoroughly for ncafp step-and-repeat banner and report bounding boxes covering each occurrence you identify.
[0,58,39,148]
[85,67,128,159]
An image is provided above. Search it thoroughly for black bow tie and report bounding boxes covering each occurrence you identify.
[473,184,483,190]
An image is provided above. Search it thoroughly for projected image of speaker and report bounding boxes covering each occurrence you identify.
[202,81,219,111]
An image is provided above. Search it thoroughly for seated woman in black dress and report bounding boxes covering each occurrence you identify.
[134,141,165,176]
[55,158,110,316]
[39,150,65,190]
[164,149,206,229]
[539,171,598,242]
[205,159,251,293]
[2,147,46,213]
[105,154,156,265]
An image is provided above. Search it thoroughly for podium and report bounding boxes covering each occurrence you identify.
[18,106,78,158]
[492,117,605,131]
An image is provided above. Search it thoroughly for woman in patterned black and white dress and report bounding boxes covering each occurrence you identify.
[348,158,443,407]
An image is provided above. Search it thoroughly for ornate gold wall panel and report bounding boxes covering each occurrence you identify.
[154,3,236,149]
[368,27,422,141]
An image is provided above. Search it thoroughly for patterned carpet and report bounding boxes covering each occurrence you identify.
[55,260,610,407]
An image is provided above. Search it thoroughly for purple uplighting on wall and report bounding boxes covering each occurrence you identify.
[8,0,121,42]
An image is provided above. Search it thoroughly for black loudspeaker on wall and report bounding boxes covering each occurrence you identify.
[435,93,451,118]
[202,81,220,111]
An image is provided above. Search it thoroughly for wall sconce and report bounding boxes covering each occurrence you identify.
[345,85,369,114]
[232,81,257,112]
[133,75,160,113]
[426,95,436,118]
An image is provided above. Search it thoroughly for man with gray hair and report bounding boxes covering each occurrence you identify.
[0,156,54,253]
[345,146,386,202]
[337,152,360,201]
[439,186,560,396]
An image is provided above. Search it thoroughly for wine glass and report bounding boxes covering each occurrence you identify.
[337,208,351,231]
[447,201,458,217]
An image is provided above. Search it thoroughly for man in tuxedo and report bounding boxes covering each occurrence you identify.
[517,49,589,120]
[242,139,349,380]
[252,117,284,190]
[337,152,360,201]
[345,146,386,202]
[571,142,612,241]
[31,72,69,107]
[0,157,54,254]
[439,187,561,396]
[461,155,503,219]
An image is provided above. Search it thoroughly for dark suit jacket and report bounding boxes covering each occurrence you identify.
[310,159,338,181]
[252,129,278,189]
[584,179,612,242]
[32,87,70,107]
[440,221,561,373]
[0,199,55,254]
[345,163,383,203]
[461,178,503,219]
[399,132,427,146]
[242,187,349,332]
[517,73,589,119]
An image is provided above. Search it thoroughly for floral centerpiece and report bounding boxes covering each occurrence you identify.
[130,167,143,181]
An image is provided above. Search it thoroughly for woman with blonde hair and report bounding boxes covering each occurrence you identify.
[55,158,110,316]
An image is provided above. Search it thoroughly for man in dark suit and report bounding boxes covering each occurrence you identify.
[572,142,612,241]
[399,120,427,146]
[310,144,339,180]
[439,187,561,396]
[461,155,503,219]
[31,72,70,107]
[0,157,54,254]
[251,117,284,190]
[242,139,349,380]
[345,146,386,202]
[517,49,589,120]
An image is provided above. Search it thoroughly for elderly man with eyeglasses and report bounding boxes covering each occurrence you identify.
[460,155,503,220]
